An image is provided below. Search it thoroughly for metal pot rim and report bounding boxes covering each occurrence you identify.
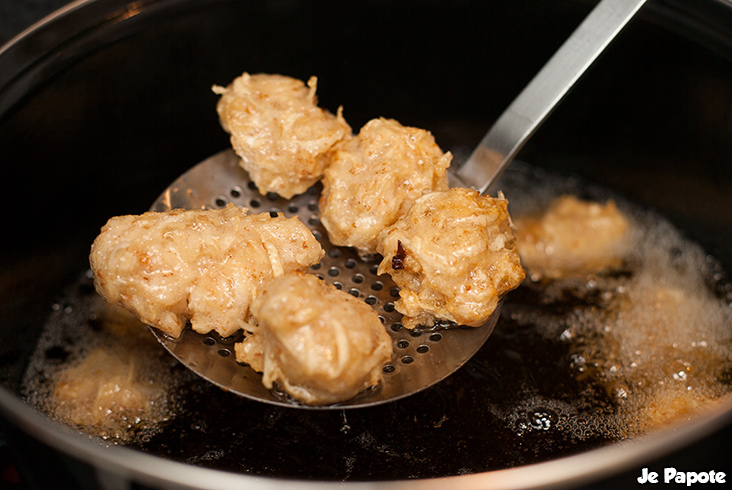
[1,386,731,489]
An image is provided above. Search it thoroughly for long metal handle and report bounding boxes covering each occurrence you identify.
[456,0,648,194]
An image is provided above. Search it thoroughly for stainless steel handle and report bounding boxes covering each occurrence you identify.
[456,0,648,194]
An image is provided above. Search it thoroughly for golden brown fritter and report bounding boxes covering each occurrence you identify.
[90,204,323,338]
[319,117,451,256]
[377,187,525,329]
[213,72,351,198]
[52,346,170,441]
[513,195,630,279]
[235,273,393,405]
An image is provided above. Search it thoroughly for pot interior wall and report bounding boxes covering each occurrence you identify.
[1,0,732,486]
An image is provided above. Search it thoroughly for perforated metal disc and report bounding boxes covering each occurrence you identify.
[150,149,500,409]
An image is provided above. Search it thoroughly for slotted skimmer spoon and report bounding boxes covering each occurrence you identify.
[149,0,647,409]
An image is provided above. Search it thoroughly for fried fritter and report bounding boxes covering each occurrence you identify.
[513,195,629,279]
[52,346,170,441]
[319,117,451,256]
[235,273,393,405]
[213,72,351,198]
[377,187,525,329]
[89,204,324,338]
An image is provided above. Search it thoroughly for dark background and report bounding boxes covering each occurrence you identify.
[0,0,71,46]
[1,4,72,487]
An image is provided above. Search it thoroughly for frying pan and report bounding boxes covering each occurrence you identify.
[1,0,732,488]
